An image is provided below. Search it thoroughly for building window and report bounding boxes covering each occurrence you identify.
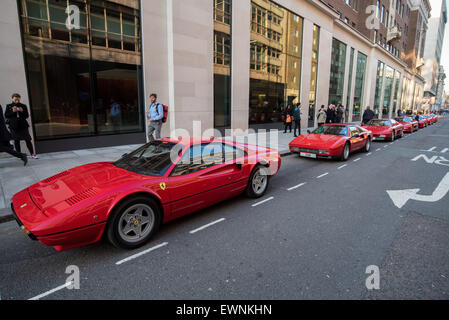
[373,61,385,117]
[249,1,303,126]
[382,66,395,118]
[328,38,346,106]
[346,48,355,111]
[353,0,358,11]
[308,25,320,127]
[19,0,144,140]
[392,71,401,115]
[214,0,232,127]
[352,52,367,121]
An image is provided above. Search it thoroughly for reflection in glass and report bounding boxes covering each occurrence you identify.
[328,38,346,106]
[19,0,143,140]
[308,25,319,127]
[382,66,394,119]
[214,0,232,128]
[373,61,385,117]
[352,52,366,121]
[392,71,401,116]
[249,0,303,126]
[346,47,354,119]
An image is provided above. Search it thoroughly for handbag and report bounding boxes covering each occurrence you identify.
[286,115,292,124]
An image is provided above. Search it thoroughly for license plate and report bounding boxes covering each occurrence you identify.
[300,152,316,159]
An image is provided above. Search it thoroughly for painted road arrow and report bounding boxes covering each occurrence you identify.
[387,172,449,209]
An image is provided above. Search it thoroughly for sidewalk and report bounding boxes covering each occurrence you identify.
[0,128,309,222]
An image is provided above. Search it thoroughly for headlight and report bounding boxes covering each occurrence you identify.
[318,150,330,155]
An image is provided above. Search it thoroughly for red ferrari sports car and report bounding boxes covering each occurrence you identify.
[395,117,418,133]
[415,115,428,128]
[289,124,372,161]
[11,138,281,251]
[362,119,404,141]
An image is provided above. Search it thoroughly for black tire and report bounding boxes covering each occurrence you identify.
[363,138,371,153]
[107,196,161,249]
[245,165,270,198]
[340,143,350,161]
[390,131,395,142]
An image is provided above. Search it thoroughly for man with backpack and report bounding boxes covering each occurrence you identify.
[147,93,165,141]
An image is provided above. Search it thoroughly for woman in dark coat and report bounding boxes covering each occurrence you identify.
[0,104,27,165]
[283,104,293,133]
[4,93,38,159]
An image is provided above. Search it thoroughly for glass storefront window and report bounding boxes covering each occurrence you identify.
[19,0,144,140]
[346,47,354,114]
[382,66,394,119]
[352,52,366,122]
[214,0,232,128]
[328,38,346,106]
[373,61,384,117]
[308,25,319,128]
[249,0,303,126]
[392,71,401,116]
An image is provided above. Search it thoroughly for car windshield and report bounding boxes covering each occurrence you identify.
[113,141,182,176]
[312,125,348,136]
[366,120,391,127]
[401,117,412,123]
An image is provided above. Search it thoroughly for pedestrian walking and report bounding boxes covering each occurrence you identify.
[0,104,27,165]
[5,93,38,159]
[336,104,344,123]
[317,105,327,127]
[362,106,375,124]
[147,94,164,141]
[293,103,302,137]
[283,104,293,133]
[326,104,336,123]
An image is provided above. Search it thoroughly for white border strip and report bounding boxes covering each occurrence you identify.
[287,182,306,191]
[29,281,73,300]
[252,197,274,207]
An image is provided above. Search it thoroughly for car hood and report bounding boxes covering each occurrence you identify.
[290,134,344,149]
[27,162,145,213]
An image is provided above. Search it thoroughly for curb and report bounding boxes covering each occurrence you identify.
[0,149,294,225]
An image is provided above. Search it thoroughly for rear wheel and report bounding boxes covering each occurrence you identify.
[246,165,270,198]
[107,196,161,249]
[390,131,395,142]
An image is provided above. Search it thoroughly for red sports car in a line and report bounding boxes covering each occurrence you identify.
[415,115,428,128]
[11,138,281,251]
[289,124,373,161]
[362,119,404,141]
[395,117,418,133]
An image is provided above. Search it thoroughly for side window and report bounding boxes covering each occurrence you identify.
[223,144,246,162]
[349,127,358,137]
[170,143,224,177]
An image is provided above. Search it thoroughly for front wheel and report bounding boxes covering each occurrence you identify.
[390,132,395,142]
[340,143,350,161]
[246,165,270,198]
[107,196,161,249]
[363,138,371,153]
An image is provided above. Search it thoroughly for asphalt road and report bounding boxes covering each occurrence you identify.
[1,119,448,300]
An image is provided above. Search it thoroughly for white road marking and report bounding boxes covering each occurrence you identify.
[442,148,448,153]
[29,281,73,300]
[376,148,381,152]
[387,172,449,209]
[317,173,329,179]
[115,242,168,265]
[337,164,348,170]
[189,218,226,234]
[287,182,306,191]
[428,146,437,152]
[366,153,372,156]
[353,158,361,162]
[252,197,274,207]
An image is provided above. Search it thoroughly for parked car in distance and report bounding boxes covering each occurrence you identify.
[361,119,404,141]
[395,117,419,133]
[289,124,372,161]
